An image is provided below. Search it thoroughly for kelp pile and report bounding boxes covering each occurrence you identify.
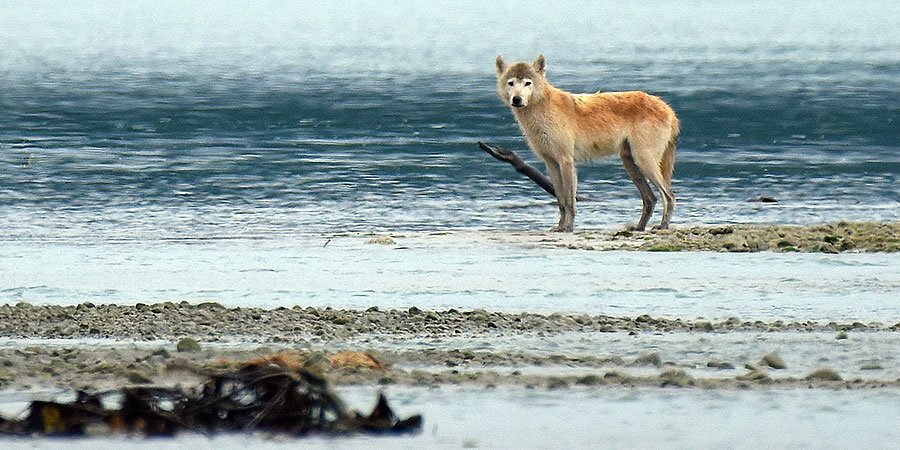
[0,356,421,437]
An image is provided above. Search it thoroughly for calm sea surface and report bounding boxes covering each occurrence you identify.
[2,1,899,241]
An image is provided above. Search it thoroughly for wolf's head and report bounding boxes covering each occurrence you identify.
[495,55,546,109]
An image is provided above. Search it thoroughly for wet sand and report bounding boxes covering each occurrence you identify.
[3,302,899,341]
[2,221,899,406]
[372,221,900,253]
[1,303,898,393]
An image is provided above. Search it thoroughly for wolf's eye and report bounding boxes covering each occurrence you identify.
[507,80,514,86]
[524,81,532,86]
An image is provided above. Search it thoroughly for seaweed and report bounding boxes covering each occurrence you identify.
[0,358,421,438]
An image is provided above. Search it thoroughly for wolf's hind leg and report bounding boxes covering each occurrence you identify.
[645,169,675,230]
[620,142,656,231]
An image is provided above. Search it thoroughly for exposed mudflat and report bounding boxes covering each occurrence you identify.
[1,304,898,393]
[376,221,900,253]
[613,221,900,253]
[3,302,900,342]
[2,221,899,421]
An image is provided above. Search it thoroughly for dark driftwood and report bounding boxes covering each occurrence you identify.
[478,142,596,202]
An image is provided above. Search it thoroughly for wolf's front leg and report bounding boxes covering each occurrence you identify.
[557,158,577,232]
[547,158,577,232]
[545,161,566,232]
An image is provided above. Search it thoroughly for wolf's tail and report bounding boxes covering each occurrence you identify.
[660,118,679,185]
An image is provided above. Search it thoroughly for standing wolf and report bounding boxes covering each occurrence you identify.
[495,55,680,232]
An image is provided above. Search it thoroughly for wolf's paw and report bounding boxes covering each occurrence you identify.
[625,224,646,232]
[549,225,574,233]
[651,224,670,231]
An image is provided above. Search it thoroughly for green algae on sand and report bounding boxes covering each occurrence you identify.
[580,221,900,253]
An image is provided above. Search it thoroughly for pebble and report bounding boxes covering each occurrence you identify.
[659,369,694,387]
[176,338,202,352]
[631,352,661,367]
[805,368,842,381]
[366,236,396,245]
[126,370,154,384]
[736,370,770,382]
[707,360,735,370]
[547,377,569,389]
[196,302,224,310]
[761,351,787,369]
[576,374,602,386]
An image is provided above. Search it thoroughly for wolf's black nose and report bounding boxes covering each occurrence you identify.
[511,96,523,107]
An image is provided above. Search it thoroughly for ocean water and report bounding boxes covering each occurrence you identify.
[2,1,900,241]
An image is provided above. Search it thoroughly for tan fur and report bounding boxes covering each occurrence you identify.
[496,55,680,232]
[660,132,678,184]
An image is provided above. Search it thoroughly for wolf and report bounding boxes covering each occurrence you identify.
[495,55,680,232]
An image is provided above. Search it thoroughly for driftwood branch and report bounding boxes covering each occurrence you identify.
[478,142,596,202]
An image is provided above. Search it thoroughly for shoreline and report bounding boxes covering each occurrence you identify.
[3,303,899,342]
[1,304,898,393]
[360,221,900,253]
[2,223,898,398]
[2,343,897,393]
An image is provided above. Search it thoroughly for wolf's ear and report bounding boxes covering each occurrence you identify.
[533,54,546,74]
[495,55,507,76]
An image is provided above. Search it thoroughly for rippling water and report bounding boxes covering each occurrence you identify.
[2,1,899,241]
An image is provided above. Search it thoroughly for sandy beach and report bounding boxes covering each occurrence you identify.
[2,222,899,396]
[368,221,900,253]
[2,222,899,447]
[1,302,898,393]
